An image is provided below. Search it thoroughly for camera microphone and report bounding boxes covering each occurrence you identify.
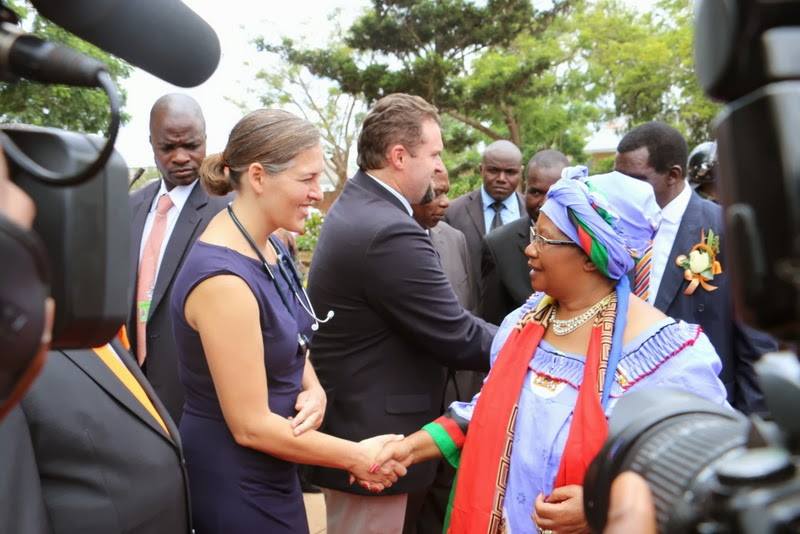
[30,0,221,88]
[0,23,107,87]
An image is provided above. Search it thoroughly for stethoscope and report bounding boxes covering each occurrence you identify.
[226,203,334,341]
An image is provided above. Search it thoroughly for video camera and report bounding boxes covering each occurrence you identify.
[584,0,800,532]
[0,0,220,416]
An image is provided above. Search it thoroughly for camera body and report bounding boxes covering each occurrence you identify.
[5,124,130,349]
[585,1,800,532]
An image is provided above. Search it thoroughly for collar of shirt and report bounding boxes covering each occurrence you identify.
[660,180,692,224]
[150,178,197,214]
[366,172,413,216]
[480,185,518,213]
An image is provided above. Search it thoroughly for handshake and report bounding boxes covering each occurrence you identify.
[346,434,416,493]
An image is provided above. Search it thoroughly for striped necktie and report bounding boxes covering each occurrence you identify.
[634,243,653,301]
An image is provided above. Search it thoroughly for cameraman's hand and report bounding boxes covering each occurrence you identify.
[603,472,656,534]
[0,147,35,228]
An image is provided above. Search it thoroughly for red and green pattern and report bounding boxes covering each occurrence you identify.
[423,416,465,469]
[570,211,611,278]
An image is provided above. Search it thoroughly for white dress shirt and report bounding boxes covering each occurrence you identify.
[480,186,520,233]
[648,181,692,304]
[139,179,198,281]
[366,173,413,216]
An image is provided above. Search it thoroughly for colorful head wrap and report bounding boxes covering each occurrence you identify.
[540,166,661,280]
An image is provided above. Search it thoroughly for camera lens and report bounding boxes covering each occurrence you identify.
[584,388,747,533]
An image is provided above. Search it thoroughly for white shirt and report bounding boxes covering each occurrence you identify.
[648,181,692,304]
[480,185,521,233]
[139,179,198,281]
[366,172,413,216]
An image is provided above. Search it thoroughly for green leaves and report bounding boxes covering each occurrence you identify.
[0,1,131,133]
[258,0,718,197]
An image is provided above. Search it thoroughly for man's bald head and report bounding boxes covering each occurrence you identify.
[149,93,206,134]
[480,140,523,202]
[483,140,522,163]
[525,149,568,221]
[149,94,207,190]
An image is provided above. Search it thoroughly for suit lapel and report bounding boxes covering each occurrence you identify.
[515,192,526,220]
[351,171,410,215]
[515,217,530,255]
[148,182,207,319]
[62,346,177,447]
[465,191,485,237]
[111,338,182,448]
[654,192,704,311]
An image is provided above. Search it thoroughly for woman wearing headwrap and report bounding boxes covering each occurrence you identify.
[371,168,729,533]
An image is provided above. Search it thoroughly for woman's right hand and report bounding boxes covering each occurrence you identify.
[347,434,408,492]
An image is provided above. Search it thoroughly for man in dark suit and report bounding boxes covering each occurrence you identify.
[444,140,526,293]
[129,94,230,422]
[412,169,476,313]
[615,121,774,414]
[480,149,568,325]
[307,93,496,534]
[0,337,190,533]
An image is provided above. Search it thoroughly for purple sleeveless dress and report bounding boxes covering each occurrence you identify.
[171,240,314,533]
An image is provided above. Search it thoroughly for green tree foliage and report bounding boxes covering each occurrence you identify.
[260,0,588,195]
[261,0,581,146]
[577,0,720,146]
[258,0,718,198]
[0,1,131,133]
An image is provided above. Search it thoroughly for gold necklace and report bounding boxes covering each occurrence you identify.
[548,293,615,336]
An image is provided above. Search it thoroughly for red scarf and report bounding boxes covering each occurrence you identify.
[447,297,612,533]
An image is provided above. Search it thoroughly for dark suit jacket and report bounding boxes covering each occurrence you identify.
[0,340,190,534]
[430,221,477,313]
[128,180,231,422]
[307,171,497,495]
[480,216,533,325]
[444,188,525,300]
[655,192,774,414]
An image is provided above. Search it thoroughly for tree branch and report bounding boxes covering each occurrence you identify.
[444,110,504,141]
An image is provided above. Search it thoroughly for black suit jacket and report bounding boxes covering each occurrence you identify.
[128,180,231,421]
[655,192,774,413]
[444,188,525,302]
[307,171,496,494]
[480,216,532,325]
[0,340,190,534]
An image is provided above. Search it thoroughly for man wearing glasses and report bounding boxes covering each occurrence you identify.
[444,140,526,297]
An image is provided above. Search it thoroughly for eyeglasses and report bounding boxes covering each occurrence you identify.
[529,226,577,248]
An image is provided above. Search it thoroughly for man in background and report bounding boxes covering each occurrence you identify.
[480,149,568,324]
[445,140,526,296]
[614,121,774,414]
[128,94,230,422]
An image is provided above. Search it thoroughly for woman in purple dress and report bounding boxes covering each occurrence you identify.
[170,109,403,533]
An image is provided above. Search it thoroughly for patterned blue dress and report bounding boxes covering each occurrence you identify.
[448,293,730,533]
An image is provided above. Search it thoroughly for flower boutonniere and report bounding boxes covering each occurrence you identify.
[675,229,723,295]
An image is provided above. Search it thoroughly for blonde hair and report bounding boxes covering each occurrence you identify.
[200,109,320,196]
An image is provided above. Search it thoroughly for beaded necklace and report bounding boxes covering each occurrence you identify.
[547,292,615,336]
